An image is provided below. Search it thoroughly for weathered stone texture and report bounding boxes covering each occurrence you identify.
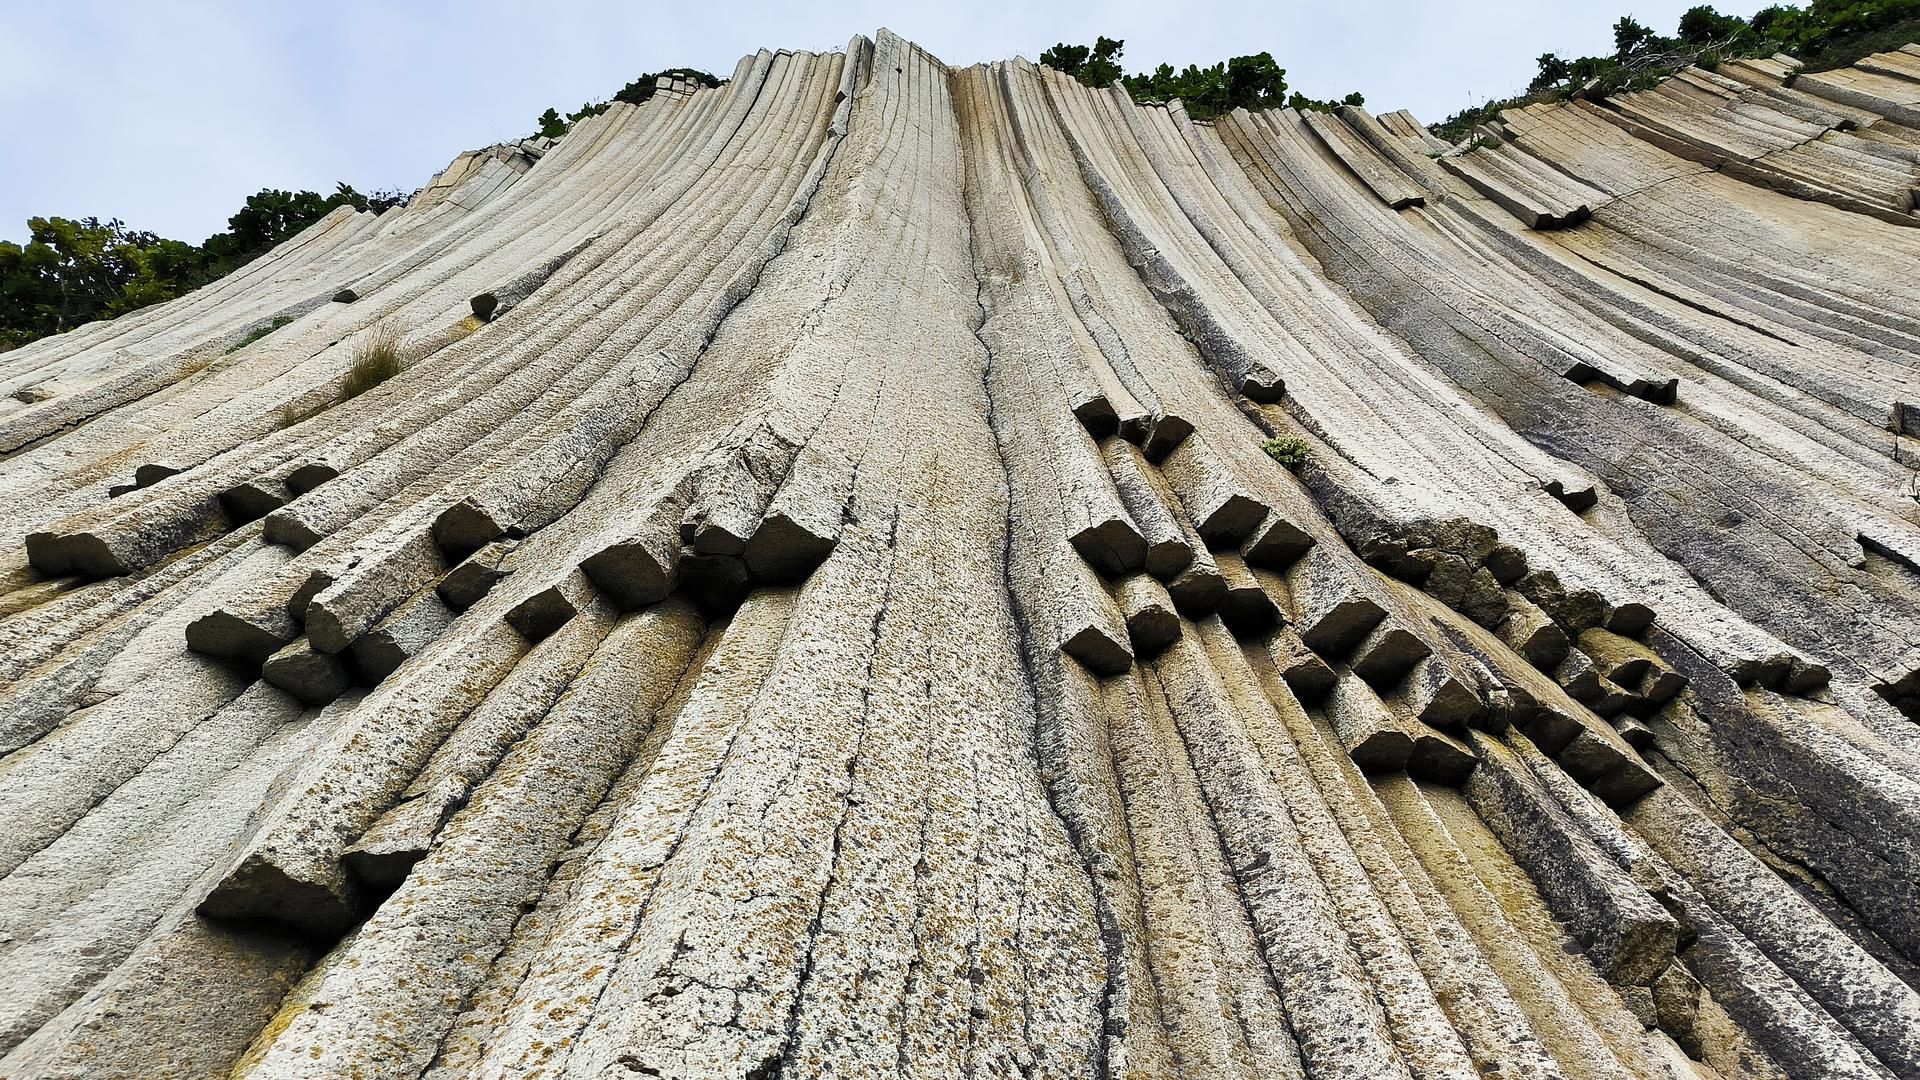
[2,32,1920,1080]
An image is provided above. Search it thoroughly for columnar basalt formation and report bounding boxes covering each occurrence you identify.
[2,30,1919,1080]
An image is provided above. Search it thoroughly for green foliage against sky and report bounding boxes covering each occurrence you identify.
[10,9,1919,355]
[532,67,725,141]
[1439,0,1920,140]
[4,63,729,354]
[1040,37,1364,119]
[0,184,403,352]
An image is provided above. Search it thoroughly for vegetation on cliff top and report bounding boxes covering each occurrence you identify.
[0,64,726,355]
[535,67,725,140]
[1432,0,1920,141]
[1040,37,1364,119]
[1,185,406,352]
[8,5,1919,354]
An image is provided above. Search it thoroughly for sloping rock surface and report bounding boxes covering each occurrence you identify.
[3,31,1920,1080]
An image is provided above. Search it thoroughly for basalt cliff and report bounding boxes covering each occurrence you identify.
[3,30,1920,1080]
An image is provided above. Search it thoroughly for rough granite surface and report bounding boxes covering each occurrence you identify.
[3,31,1920,1080]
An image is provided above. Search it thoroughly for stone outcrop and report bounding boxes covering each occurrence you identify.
[2,31,1919,1080]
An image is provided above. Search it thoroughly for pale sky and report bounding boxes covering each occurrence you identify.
[0,0,1757,244]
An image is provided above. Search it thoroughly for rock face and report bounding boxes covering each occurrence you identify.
[2,30,1920,1080]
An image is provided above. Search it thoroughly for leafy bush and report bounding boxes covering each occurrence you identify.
[2,183,411,353]
[1040,38,1362,121]
[1262,436,1312,469]
[534,67,724,140]
[1435,0,1920,143]
[1042,38,1127,86]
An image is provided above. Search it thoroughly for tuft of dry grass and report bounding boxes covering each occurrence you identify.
[275,323,407,429]
[340,324,404,401]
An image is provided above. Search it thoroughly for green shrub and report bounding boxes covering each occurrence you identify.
[1262,436,1311,469]
[1038,38,1361,121]
[1434,0,1920,144]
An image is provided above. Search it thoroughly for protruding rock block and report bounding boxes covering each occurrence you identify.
[579,493,688,610]
[1465,732,1679,987]
[1349,619,1432,688]
[1240,510,1314,570]
[286,462,339,494]
[180,549,306,664]
[438,539,516,611]
[505,572,593,642]
[1515,568,1608,631]
[1614,716,1656,749]
[261,639,352,707]
[743,445,850,583]
[339,822,427,891]
[1421,552,1509,628]
[676,551,753,609]
[1140,410,1194,461]
[1555,649,1634,717]
[198,846,362,938]
[43,529,134,577]
[1555,727,1661,807]
[26,518,198,579]
[431,496,514,561]
[1284,547,1387,655]
[1496,595,1569,670]
[1101,437,1195,580]
[185,610,289,667]
[1408,727,1477,784]
[1058,558,1135,676]
[742,509,838,582]
[1603,602,1656,636]
[1158,437,1270,547]
[1114,573,1180,657]
[1068,510,1149,579]
[1263,628,1338,701]
[1652,962,1703,1058]
[304,531,445,654]
[350,591,455,682]
[218,479,290,524]
[1214,551,1279,635]
[1397,653,1488,728]
[1577,628,1655,688]
[1326,671,1416,770]
[1514,702,1582,755]
[682,423,801,558]
[469,235,593,323]
[1164,537,1227,617]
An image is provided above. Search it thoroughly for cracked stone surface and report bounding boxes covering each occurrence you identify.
[3,31,1920,1080]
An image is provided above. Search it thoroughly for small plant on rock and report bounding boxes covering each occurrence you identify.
[1262,435,1311,470]
[340,324,403,401]
[228,314,295,354]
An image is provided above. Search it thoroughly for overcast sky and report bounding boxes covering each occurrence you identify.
[0,0,1758,244]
